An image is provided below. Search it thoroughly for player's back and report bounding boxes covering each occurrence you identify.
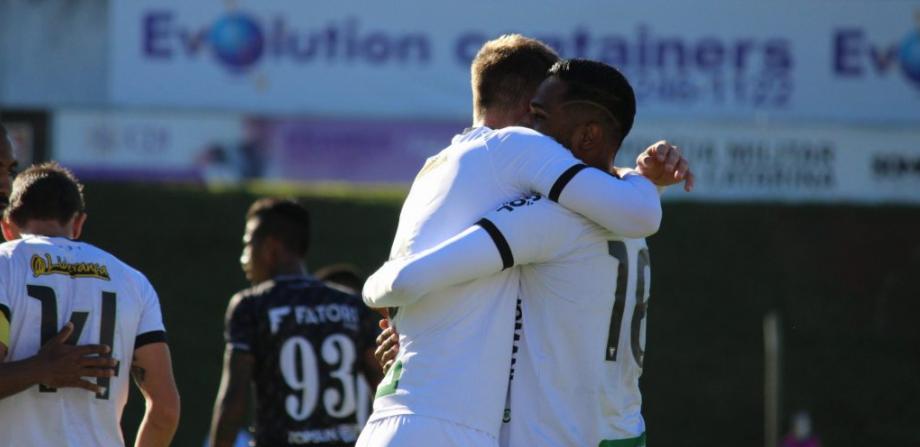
[373,127,546,437]
[509,212,650,446]
[227,275,373,446]
[0,235,165,447]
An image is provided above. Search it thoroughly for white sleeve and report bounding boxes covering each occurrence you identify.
[481,194,586,266]
[0,258,12,353]
[363,225,505,308]
[135,277,167,349]
[489,128,661,238]
[361,195,583,308]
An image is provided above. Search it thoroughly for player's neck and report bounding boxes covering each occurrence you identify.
[269,261,307,280]
[19,220,74,239]
[476,110,519,130]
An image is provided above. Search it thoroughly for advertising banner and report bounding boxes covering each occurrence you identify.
[53,109,920,204]
[53,109,244,182]
[624,122,920,204]
[111,0,920,122]
[52,109,462,185]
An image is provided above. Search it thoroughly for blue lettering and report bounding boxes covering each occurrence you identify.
[599,37,629,68]
[695,38,724,71]
[833,29,864,76]
[571,28,590,58]
[178,28,207,56]
[398,35,431,63]
[455,32,486,65]
[869,44,898,73]
[363,32,391,64]
[143,11,173,58]
[269,17,287,58]
[288,33,319,61]
[733,39,754,71]
[655,39,687,70]
[763,39,792,72]
[324,24,340,60]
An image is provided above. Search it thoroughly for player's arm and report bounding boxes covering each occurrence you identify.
[363,195,578,308]
[634,140,695,192]
[356,305,384,386]
[209,294,254,447]
[209,346,253,447]
[374,319,399,374]
[494,130,662,238]
[132,341,180,447]
[0,322,116,399]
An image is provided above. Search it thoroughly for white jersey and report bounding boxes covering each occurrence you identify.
[486,198,650,446]
[0,235,166,447]
[365,126,661,438]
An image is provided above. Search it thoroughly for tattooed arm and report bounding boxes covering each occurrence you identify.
[132,342,180,447]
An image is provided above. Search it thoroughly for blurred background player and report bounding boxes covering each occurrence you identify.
[315,263,382,429]
[366,59,688,446]
[209,198,382,447]
[315,263,365,295]
[0,162,180,446]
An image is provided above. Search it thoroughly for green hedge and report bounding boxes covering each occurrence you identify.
[73,182,918,446]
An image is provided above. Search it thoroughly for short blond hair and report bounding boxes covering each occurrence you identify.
[470,34,559,122]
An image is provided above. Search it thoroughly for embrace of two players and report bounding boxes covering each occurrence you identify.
[356,36,692,447]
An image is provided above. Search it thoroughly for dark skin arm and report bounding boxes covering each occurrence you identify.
[361,345,384,387]
[0,322,116,399]
[209,347,254,447]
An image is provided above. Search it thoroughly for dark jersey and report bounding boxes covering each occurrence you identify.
[226,275,377,446]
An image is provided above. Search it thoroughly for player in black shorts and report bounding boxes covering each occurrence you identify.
[209,198,382,447]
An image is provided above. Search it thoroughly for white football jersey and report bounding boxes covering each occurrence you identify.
[485,198,650,446]
[366,126,660,438]
[0,235,166,447]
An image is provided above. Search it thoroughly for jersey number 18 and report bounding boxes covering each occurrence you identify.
[604,242,650,367]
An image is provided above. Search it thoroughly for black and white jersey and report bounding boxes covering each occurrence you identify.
[226,275,376,447]
[0,235,167,447]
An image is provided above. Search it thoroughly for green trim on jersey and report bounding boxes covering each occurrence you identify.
[599,432,646,447]
[0,312,9,348]
[374,359,403,399]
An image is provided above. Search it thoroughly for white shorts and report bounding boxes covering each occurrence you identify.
[356,414,497,447]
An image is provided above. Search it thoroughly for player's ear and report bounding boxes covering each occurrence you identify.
[0,218,19,242]
[581,122,605,152]
[71,212,88,240]
[263,235,285,264]
[569,125,592,160]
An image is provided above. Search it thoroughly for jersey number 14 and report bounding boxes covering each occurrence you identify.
[28,284,117,400]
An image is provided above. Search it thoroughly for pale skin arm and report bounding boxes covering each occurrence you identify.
[209,346,253,447]
[0,322,116,399]
[132,342,180,447]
